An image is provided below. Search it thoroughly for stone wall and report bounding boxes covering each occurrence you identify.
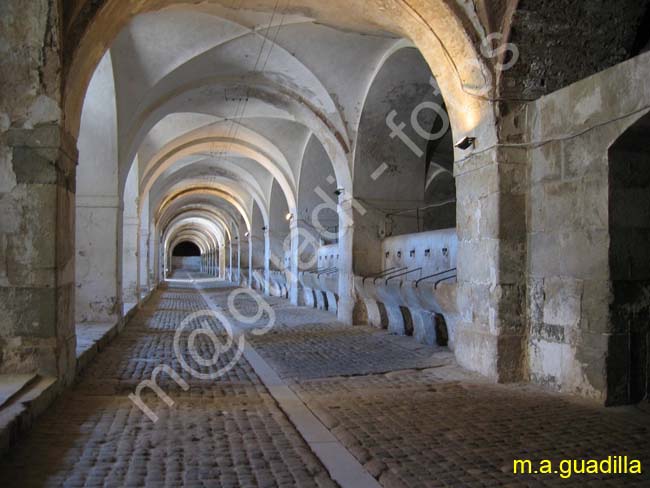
[172,256,201,271]
[0,0,78,383]
[525,51,650,402]
[382,228,457,278]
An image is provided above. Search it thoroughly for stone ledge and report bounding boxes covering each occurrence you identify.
[0,376,59,458]
[76,286,157,376]
[0,286,158,460]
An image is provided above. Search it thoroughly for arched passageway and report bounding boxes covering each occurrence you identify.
[171,241,203,273]
[608,112,650,405]
[3,3,650,484]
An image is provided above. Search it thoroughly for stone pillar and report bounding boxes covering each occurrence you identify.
[138,228,149,296]
[122,215,139,307]
[138,196,150,296]
[76,195,120,323]
[149,223,157,285]
[453,145,527,383]
[0,0,78,383]
[337,196,355,325]
[228,240,233,281]
[236,238,242,284]
[264,228,271,295]
[289,217,299,305]
[219,244,226,280]
[248,238,254,288]
[121,161,139,307]
[0,125,78,383]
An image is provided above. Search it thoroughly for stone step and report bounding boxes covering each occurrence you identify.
[0,375,58,457]
[0,374,39,410]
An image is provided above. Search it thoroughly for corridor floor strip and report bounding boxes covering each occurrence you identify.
[191,277,381,488]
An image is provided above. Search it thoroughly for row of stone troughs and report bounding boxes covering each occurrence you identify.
[300,229,460,349]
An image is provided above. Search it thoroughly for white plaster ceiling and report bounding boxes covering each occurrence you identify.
[82,7,424,248]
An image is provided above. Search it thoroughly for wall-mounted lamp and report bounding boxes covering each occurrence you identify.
[244,232,250,237]
[262,226,268,231]
[334,188,344,196]
[285,212,293,221]
[385,252,390,259]
[455,136,476,150]
[410,250,416,258]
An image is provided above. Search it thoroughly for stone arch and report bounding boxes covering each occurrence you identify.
[75,50,121,324]
[352,46,455,276]
[607,111,650,405]
[268,180,291,272]
[140,138,297,213]
[63,1,498,149]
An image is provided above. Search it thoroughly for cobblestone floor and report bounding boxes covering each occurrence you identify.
[2,274,649,487]
[293,370,650,487]
[249,324,453,380]
[0,280,336,488]
[235,286,650,487]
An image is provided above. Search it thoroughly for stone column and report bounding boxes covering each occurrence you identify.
[219,244,226,280]
[337,195,355,325]
[236,238,242,284]
[76,195,120,324]
[0,125,78,384]
[289,217,299,305]
[453,145,527,383]
[0,0,79,384]
[264,228,271,295]
[138,227,149,296]
[122,215,139,307]
[228,240,233,281]
[149,223,157,285]
[248,238,254,289]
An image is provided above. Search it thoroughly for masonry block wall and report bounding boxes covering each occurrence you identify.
[0,0,77,384]
[525,52,650,402]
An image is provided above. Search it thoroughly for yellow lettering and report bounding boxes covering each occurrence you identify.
[559,460,572,479]
[600,457,612,474]
[539,460,552,474]
[513,460,532,474]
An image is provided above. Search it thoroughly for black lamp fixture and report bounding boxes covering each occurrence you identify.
[334,187,344,196]
[455,136,476,150]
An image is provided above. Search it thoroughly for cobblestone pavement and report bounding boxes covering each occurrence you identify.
[0,279,337,488]
[249,324,453,380]
[293,369,650,487]
[2,275,650,487]
[230,288,650,487]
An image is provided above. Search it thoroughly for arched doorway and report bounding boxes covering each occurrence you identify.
[171,241,202,272]
[608,112,650,405]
